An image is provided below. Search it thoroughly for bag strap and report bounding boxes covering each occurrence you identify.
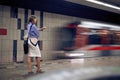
[27,24,33,39]
[29,24,33,32]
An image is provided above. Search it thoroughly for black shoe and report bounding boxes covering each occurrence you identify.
[27,72,34,75]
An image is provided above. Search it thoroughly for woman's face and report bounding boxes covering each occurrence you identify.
[32,18,37,24]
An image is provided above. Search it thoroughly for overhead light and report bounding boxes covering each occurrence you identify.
[78,24,100,29]
[86,0,120,10]
[81,21,120,30]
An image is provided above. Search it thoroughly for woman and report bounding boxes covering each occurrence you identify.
[24,15,46,74]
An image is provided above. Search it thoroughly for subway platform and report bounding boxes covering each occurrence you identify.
[1,56,120,80]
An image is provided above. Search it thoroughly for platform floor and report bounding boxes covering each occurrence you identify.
[1,56,120,80]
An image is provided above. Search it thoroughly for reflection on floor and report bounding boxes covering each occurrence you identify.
[1,56,120,80]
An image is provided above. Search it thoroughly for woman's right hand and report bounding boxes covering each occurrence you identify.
[23,33,28,40]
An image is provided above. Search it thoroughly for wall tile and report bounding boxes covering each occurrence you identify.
[9,40,13,52]
[0,39,2,53]
[28,9,31,18]
[3,6,10,18]
[39,31,43,40]
[35,11,40,27]
[35,11,40,17]
[17,18,21,29]
[18,8,25,29]
[0,16,3,27]
[3,17,11,28]
[24,9,28,27]
[1,51,11,63]
[13,29,18,40]
[18,8,24,18]
[9,52,13,63]
[21,19,25,29]
[16,30,20,40]
[1,39,10,51]
[10,7,18,18]
[10,18,17,29]
[9,29,14,39]
[20,30,24,40]
[17,52,24,62]
[0,5,3,17]
[31,9,35,15]
[17,40,23,51]
[13,40,17,62]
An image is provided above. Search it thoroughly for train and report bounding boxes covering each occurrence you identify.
[60,21,120,58]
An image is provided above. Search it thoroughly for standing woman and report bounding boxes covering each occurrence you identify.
[24,15,46,74]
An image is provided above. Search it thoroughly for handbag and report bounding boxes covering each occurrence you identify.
[23,24,33,54]
[23,39,28,54]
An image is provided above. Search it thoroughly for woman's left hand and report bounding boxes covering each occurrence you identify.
[38,27,46,31]
[43,27,46,29]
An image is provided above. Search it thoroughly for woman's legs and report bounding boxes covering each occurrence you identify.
[36,57,42,72]
[27,56,33,72]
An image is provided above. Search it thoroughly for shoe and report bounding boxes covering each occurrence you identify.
[28,72,34,75]
[36,70,45,74]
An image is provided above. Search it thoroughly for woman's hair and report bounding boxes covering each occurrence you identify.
[25,15,37,29]
[28,15,37,23]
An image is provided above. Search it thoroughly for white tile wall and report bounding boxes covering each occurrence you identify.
[0,5,82,63]
[3,17,11,28]
[0,39,2,53]
[0,16,3,27]
[17,41,23,51]
[10,18,17,29]
[9,29,14,39]
[21,19,25,29]
[1,51,10,63]
[3,6,10,18]
[0,5,3,17]
[42,31,48,40]
[18,8,24,18]
[17,52,24,62]
[39,31,43,40]
[35,11,40,17]
[13,30,18,40]
[16,30,20,40]
[1,39,10,52]
[9,40,13,52]
[28,9,31,18]
[8,52,13,63]
[0,34,9,40]
[18,8,25,29]
[35,11,40,27]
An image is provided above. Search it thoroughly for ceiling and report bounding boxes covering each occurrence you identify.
[65,0,120,14]
[99,0,120,7]
[0,0,120,25]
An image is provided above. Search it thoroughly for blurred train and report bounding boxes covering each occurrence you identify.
[60,21,120,58]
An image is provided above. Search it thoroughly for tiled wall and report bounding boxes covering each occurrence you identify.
[0,5,80,64]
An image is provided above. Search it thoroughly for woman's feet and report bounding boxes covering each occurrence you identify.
[28,71,34,75]
[36,70,45,73]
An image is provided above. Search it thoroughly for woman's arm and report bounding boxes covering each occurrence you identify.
[38,27,46,31]
[23,32,28,40]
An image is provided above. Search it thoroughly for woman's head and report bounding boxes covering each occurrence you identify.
[28,15,37,24]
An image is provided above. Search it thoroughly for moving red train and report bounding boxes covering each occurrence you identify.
[61,21,120,57]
